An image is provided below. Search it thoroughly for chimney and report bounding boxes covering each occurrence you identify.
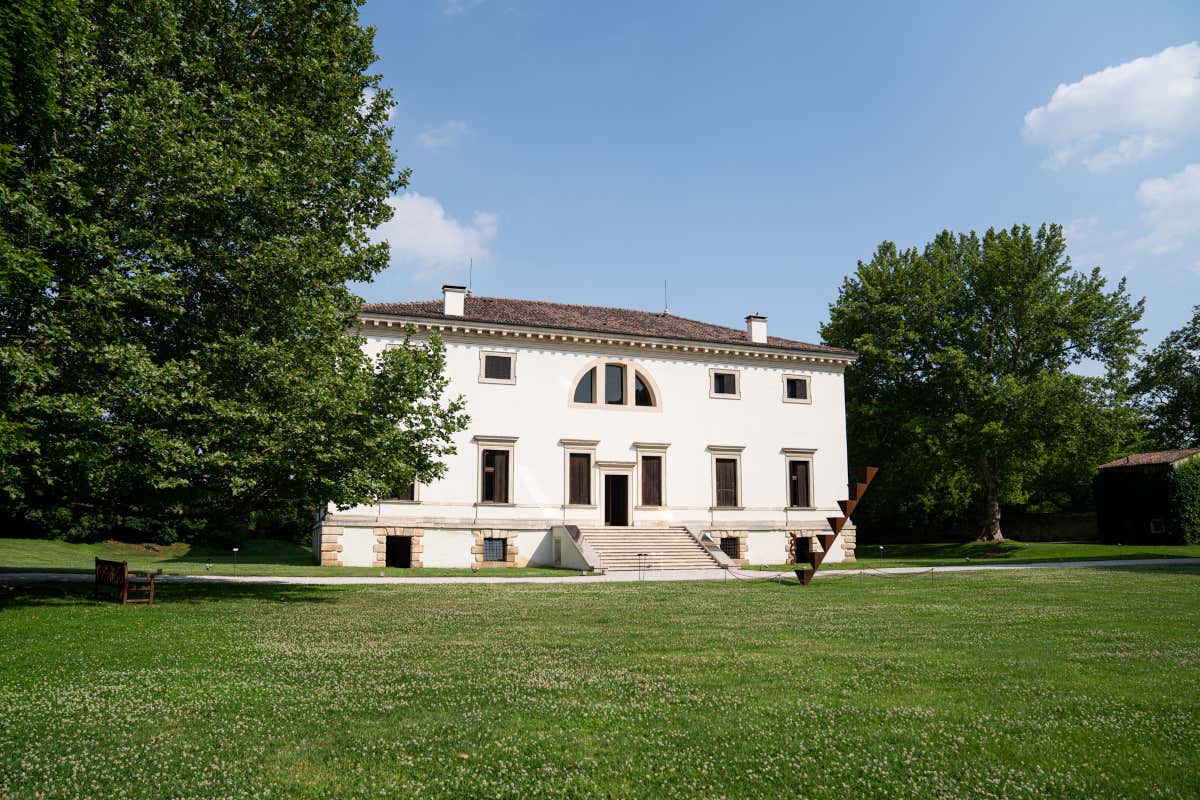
[746,314,767,344]
[442,284,466,317]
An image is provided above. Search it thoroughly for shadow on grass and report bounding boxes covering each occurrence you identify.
[0,580,343,609]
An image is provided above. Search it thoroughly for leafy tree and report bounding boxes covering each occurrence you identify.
[1135,305,1200,448]
[821,224,1144,540]
[1,0,467,541]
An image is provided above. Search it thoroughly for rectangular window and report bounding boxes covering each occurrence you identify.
[605,364,625,404]
[715,458,739,507]
[568,452,591,505]
[641,455,663,507]
[785,376,810,402]
[391,482,416,502]
[481,449,510,503]
[710,369,740,398]
[788,460,811,508]
[479,353,516,384]
[720,536,740,559]
[483,537,506,561]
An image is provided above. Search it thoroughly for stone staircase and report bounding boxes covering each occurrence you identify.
[579,527,722,571]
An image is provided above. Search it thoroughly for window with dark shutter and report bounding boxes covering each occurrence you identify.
[391,482,416,502]
[482,449,509,503]
[605,364,625,404]
[641,455,662,506]
[573,368,595,403]
[568,453,591,505]
[715,458,738,507]
[786,377,809,400]
[713,372,737,395]
[788,460,810,508]
[483,354,513,381]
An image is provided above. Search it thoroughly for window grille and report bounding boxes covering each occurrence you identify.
[483,537,506,562]
[720,536,740,559]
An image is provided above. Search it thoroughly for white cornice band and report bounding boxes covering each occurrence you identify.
[358,315,857,366]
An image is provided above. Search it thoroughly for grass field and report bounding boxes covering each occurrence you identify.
[754,539,1200,571]
[2,565,1198,798]
[0,537,576,577]
[5,537,1199,580]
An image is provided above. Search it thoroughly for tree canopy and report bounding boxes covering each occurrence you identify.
[821,224,1145,540]
[1,0,468,541]
[1135,305,1200,448]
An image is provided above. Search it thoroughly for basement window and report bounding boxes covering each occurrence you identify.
[720,537,741,559]
[483,537,507,562]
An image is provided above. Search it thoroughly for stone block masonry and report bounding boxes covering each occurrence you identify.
[373,527,425,568]
[473,529,518,567]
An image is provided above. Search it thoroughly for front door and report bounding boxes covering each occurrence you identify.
[604,474,629,526]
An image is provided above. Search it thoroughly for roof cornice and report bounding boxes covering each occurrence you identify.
[358,313,857,366]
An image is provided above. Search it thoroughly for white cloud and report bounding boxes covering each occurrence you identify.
[416,120,468,150]
[1136,162,1200,255]
[440,0,484,16]
[372,193,497,278]
[1023,42,1200,172]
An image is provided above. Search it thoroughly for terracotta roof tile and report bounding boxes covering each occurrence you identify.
[1097,448,1200,469]
[361,295,854,357]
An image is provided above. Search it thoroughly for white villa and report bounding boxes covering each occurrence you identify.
[314,285,859,571]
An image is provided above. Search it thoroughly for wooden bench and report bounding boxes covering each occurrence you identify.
[94,558,156,604]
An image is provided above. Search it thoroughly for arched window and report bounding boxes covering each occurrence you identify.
[634,373,654,407]
[573,367,595,403]
[570,361,660,409]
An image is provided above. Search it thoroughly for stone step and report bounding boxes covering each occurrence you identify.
[580,526,720,571]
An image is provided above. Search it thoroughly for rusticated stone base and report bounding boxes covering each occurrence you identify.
[840,528,857,562]
[318,527,343,567]
[472,529,518,566]
[373,526,425,568]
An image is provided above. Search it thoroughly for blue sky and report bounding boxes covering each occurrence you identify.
[355,1,1200,350]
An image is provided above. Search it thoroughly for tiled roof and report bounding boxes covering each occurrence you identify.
[1098,448,1200,469]
[361,295,854,357]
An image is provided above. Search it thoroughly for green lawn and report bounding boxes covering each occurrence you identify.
[748,539,1200,571]
[2,566,1198,798]
[0,537,577,578]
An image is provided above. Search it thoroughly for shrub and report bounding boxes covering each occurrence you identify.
[1171,459,1200,545]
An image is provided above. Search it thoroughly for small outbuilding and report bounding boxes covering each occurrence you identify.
[1094,448,1200,544]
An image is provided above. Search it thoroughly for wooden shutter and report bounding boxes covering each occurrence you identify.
[493,450,509,503]
[641,456,662,506]
[715,458,738,507]
[484,355,511,380]
[569,453,591,505]
[483,450,510,503]
[394,482,415,502]
[789,460,810,507]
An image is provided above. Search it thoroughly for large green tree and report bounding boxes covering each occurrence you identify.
[1134,305,1200,448]
[822,224,1144,540]
[1,0,467,541]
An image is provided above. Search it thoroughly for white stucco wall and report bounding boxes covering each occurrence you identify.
[421,529,477,568]
[341,527,376,568]
[323,320,854,567]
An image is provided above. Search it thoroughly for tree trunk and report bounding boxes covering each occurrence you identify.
[977,458,1004,541]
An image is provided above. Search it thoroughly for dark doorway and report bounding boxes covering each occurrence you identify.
[604,475,629,526]
[385,536,412,568]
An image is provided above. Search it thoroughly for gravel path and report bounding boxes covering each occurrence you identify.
[2,557,1197,586]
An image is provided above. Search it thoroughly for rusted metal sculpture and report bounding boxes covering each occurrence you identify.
[795,466,878,585]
